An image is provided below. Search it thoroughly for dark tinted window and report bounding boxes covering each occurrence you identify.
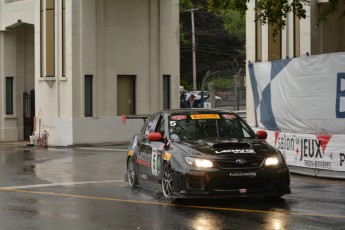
[85,75,93,117]
[143,113,160,135]
[168,112,255,141]
[6,77,13,115]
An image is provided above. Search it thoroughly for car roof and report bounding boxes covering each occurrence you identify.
[159,108,236,114]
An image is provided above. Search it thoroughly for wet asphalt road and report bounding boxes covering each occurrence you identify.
[0,145,344,230]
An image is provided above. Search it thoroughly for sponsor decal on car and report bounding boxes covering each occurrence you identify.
[140,174,148,180]
[137,159,150,167]
[128,149,134,157]
[171,115,187,120]
[340,153,345,166]
[190,114,220,120]
[222,114,237,119]
[229,172,257,177]
[215,149,256,154]
[151,149,158,176]
[163,152,171,161]
[137,152,151,167]
[239,188,247,193]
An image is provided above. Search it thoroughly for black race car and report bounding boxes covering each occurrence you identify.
[125,109,291,200]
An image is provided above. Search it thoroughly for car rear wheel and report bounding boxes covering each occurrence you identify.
[161,163,174,200]
[127,157,137,189]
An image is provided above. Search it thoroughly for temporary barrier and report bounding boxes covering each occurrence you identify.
[248,52,345,134]
[249,52,345,178]
[252,128,345,179]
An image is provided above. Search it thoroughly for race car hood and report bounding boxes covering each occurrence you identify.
[173,139,277,158]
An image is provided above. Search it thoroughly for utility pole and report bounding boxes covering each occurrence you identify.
[184,7,198,91]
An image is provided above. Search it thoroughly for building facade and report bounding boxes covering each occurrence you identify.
[0,0,180,146]
[245,0,345,127]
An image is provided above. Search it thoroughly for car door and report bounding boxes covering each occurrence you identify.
[136,113,160,184]
[149,115,167,183]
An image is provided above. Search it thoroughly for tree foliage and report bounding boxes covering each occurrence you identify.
[208,77,235,90]
[316,0,345,26]
[208,0,345,33]
[180,0,245,89]
[223,10,245,39]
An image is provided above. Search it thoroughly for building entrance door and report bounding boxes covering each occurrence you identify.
[117,75,135,115]
[23,89,35,140]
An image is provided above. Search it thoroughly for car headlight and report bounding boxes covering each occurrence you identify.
[265,156,281,166]
[185,157,214,168]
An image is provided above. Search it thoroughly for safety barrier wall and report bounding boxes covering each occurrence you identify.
[249,52,345,179]
[252,128,345,179]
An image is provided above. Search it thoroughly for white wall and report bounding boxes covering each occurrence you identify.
[0,0,35,30]
[245,0,256,127]
[0,0,179,145]
[160,0,180,109]
[0,0,36,141]
[2,31,18,141]
[56,116,145,146]
[47,0,179,145]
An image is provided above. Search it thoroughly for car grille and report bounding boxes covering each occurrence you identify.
[212,176,270,190]
[213,156,264,169]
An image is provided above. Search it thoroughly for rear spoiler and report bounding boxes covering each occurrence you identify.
[122,114,150,123]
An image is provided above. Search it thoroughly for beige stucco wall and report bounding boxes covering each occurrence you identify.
[245,0,256,127]
[0,0,180,145]
[310,1,345,54]
[0,0,35,30]
[52,0,179,145]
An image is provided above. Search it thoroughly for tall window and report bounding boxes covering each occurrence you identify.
[62,0,66,77]
[84,75,93,117]
[293,2,301,57]
[40,0,55,77]
[268,24,282,61]
[163,75,171,109]
[255,7,262,62]
[6,77,14,115]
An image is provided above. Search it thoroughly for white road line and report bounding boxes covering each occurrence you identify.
[0,180,125,190]
[76,147,127,152]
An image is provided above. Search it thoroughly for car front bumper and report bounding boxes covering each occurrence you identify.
[171,166,291,198]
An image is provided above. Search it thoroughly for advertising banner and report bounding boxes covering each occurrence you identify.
[253,128,345,172]
[249,52,345,134]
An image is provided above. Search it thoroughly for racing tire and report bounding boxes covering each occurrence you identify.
[127,157,137,189]
[161,163,174,201]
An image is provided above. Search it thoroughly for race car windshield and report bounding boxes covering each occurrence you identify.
[168,113,255,141]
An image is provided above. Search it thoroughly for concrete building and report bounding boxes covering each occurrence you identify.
[245,0,345,127]
[0,0,180,146]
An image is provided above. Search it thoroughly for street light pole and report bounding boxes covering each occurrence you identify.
[191,8,197,91]
[184,7,198,91]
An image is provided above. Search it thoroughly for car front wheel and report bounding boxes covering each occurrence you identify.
[161,163,174,200]
[127,157,137,189]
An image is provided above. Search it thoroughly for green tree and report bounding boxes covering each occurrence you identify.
[180,0,245,88]
[179,0,194,46]
[208,77,235,90]
[208,0,345,34]
[223,10,245,39]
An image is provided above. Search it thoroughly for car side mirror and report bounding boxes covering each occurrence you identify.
[256,130,267,140]
[148,132,163,141]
